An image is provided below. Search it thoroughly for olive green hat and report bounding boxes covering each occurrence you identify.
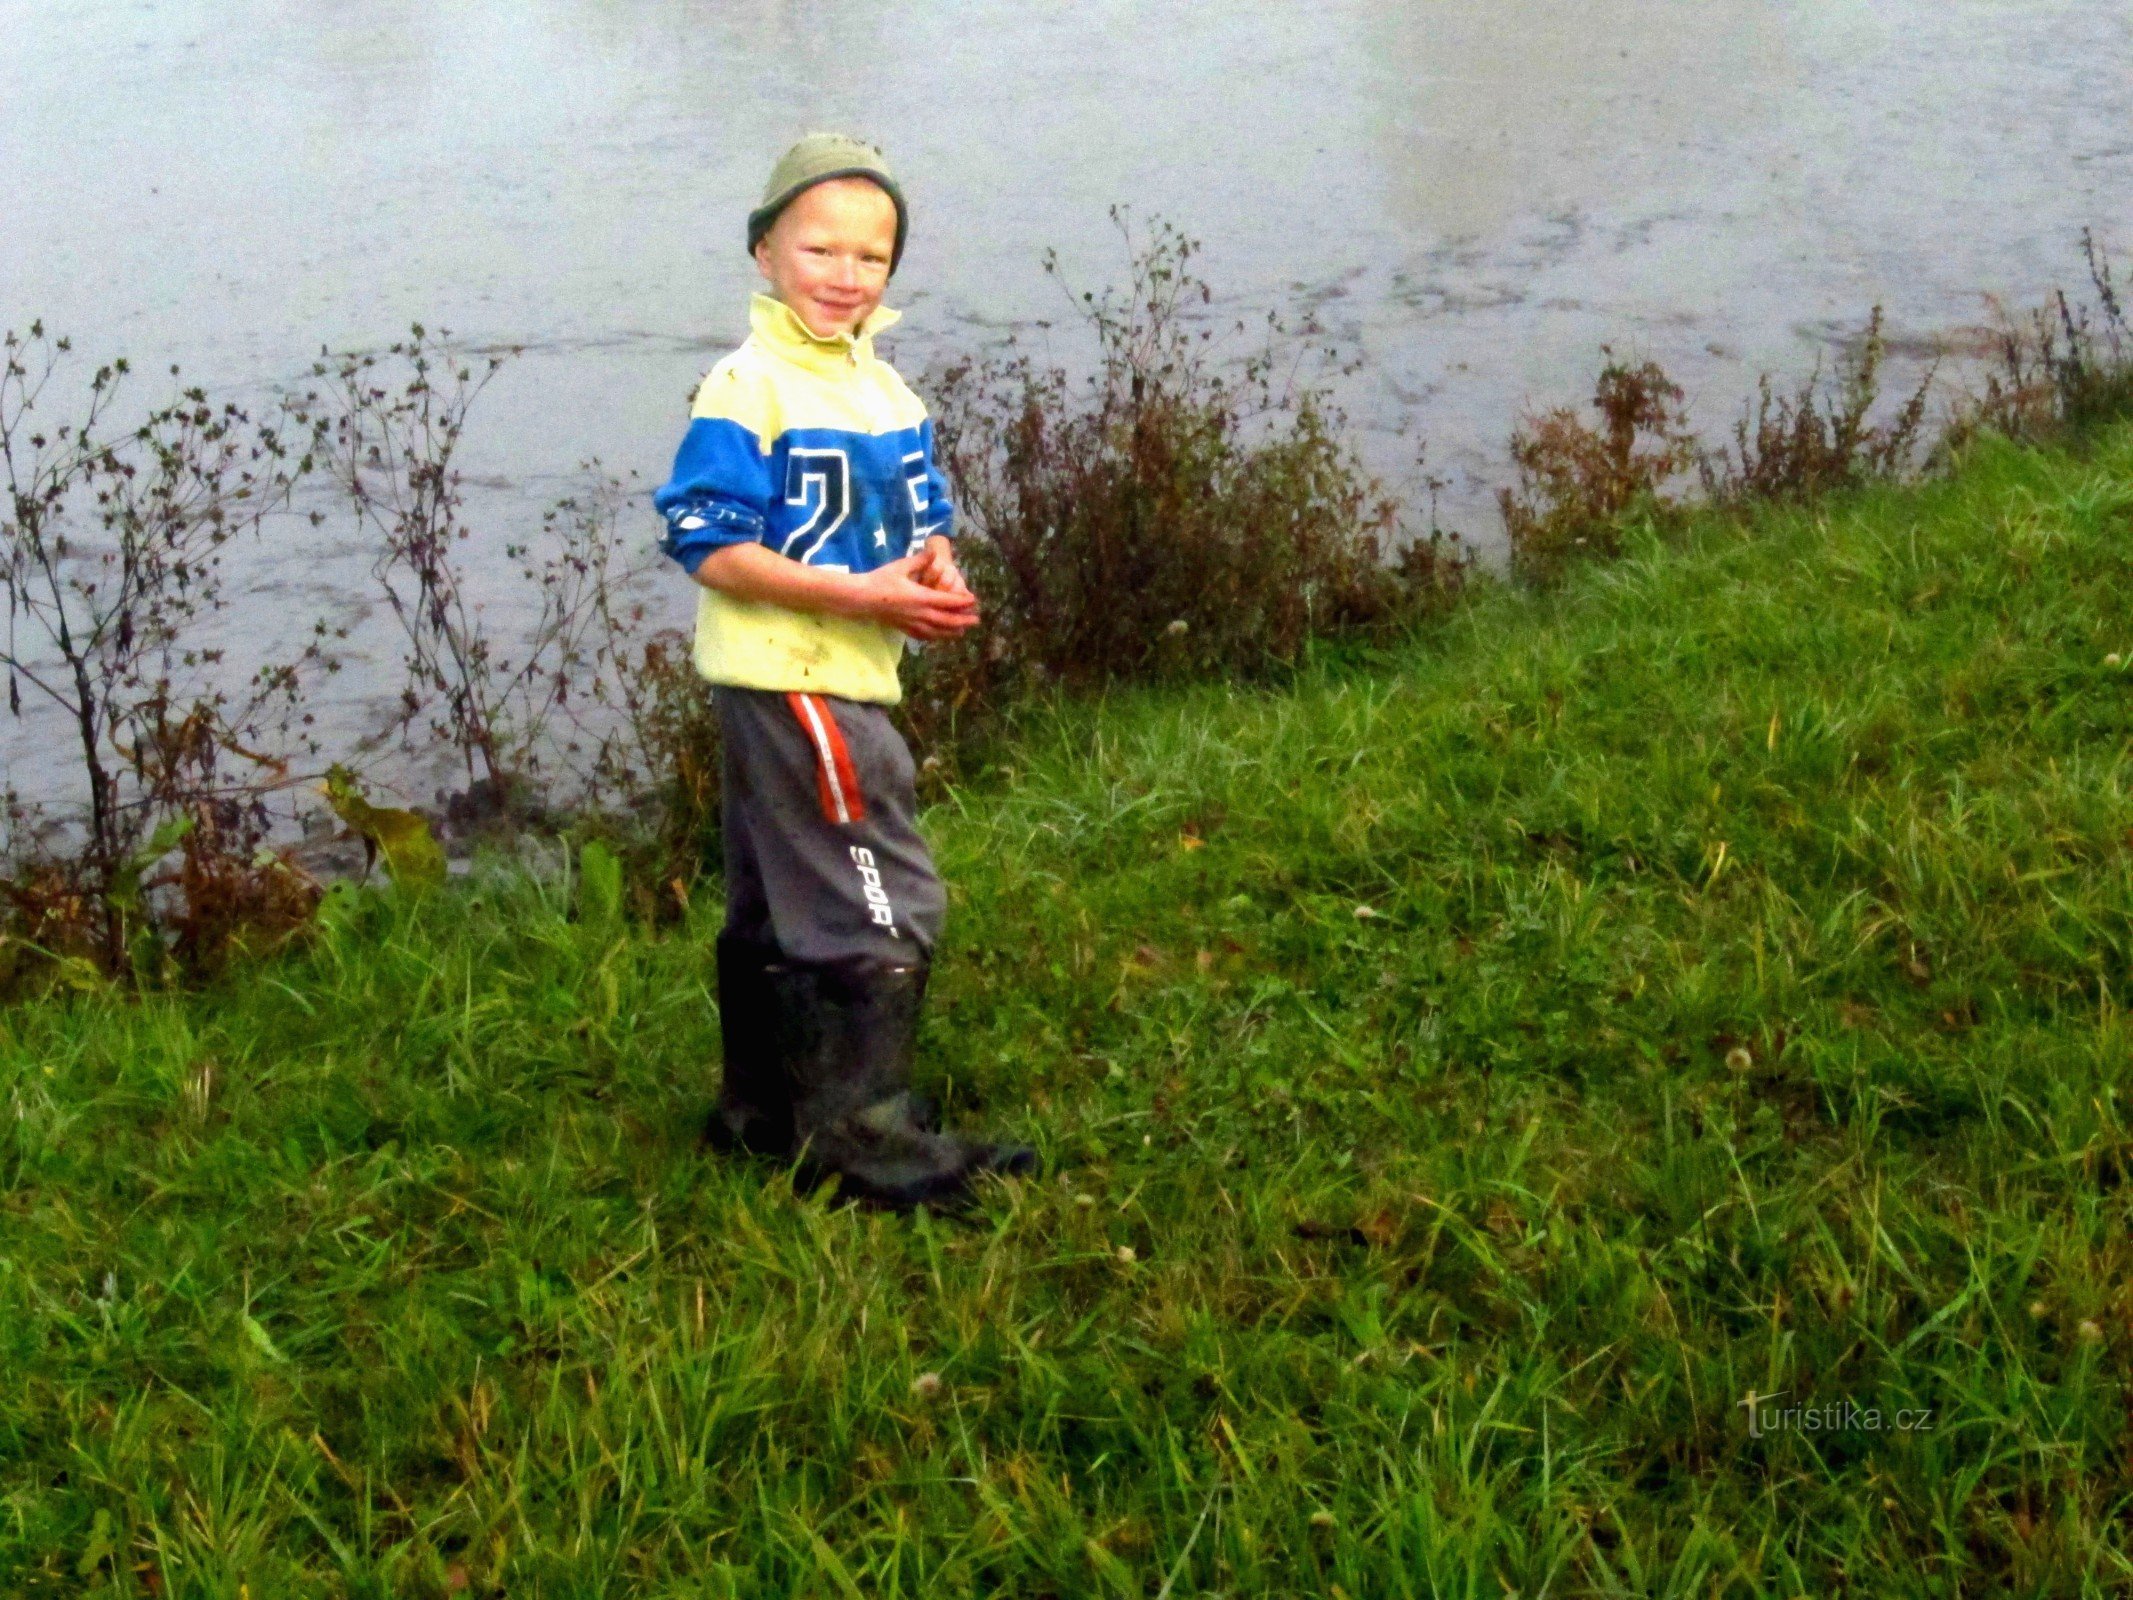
[747,133,909,274]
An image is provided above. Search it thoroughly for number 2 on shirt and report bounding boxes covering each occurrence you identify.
[779,447,851,564]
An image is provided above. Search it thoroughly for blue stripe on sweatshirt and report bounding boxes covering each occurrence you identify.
[652,417,772,574]
[652,418,955,578]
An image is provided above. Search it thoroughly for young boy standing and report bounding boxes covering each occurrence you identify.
[653,134,1034,1209]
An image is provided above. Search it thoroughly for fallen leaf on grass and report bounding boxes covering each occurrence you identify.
[241,1313,285,1363]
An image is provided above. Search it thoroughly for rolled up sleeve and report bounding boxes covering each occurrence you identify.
[653,416,772,574]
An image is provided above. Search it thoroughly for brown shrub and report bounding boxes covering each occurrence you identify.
[1946,230,2133,453]
[1,323,332,982]
[909,215,1461,762]
[1700,307,1931,505]
[0,861,105,993]
[1498,354,1698,584]
[165,824,321,977]
[576,629,723,906]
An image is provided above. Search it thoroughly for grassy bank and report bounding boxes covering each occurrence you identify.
[7,425,2133,1596]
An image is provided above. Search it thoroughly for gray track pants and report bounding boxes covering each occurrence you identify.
[715,686,946,965]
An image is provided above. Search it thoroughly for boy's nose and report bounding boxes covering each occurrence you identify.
[834,256,860,288]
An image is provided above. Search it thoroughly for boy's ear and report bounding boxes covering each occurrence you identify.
[752,237,774,279]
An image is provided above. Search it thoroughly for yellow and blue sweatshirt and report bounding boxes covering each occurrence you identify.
[653,293,954,706]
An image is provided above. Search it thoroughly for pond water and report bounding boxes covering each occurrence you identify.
[4,0,2130,807]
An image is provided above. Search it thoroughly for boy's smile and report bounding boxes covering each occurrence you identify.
[754,178,898,340]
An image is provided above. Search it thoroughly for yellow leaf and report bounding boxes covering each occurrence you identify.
[322,766,446,892]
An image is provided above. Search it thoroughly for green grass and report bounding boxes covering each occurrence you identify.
[7,427,2133,1596]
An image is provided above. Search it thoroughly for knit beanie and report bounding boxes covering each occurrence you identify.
[747,133,909,274]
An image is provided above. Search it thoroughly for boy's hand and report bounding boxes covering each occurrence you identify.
[855,553,979,641]
[692,539,977,641]
[911,535,972,599]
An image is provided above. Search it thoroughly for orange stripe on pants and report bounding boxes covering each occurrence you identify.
[786,692,867,826]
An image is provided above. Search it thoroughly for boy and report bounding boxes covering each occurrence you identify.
[653,133,1035,1209]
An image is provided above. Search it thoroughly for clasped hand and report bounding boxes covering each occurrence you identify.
[859,537,978,642]
[692,534,978,642]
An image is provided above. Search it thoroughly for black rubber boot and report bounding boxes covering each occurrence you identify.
[768,957,1036,1209]
[892,960,1038,1183]
[704,933,795,1158]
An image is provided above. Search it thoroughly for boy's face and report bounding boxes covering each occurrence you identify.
[754,178,898,339]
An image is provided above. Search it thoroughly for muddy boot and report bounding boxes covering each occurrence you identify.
[769,957,1036,1209]
[893,958,1038,1184]
[704,934,795,1158]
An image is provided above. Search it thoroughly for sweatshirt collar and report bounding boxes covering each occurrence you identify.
[750,292,901,371]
